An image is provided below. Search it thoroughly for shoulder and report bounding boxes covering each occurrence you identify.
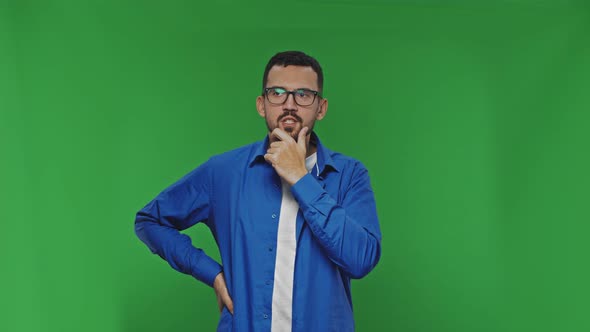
[179,141,261,182]
[160,141,262,193]
[207,141,260,167]
[321,147,375,196]
[322,145,369,175]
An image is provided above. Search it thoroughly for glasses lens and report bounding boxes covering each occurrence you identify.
[266,88,287,104]
[294,89,315,106]
[265,88,317,106]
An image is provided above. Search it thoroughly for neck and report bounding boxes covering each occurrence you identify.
[306,143,317,158]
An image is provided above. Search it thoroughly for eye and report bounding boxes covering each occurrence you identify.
[296,89,313,100]
[271,88,286,96]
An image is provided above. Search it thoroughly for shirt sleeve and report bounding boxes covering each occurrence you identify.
[134,160,222,287]
[290,162,382,279]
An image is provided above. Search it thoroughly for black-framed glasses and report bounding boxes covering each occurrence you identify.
[263,87,321,106]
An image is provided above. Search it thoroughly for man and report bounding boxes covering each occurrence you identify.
[135,51,382,331]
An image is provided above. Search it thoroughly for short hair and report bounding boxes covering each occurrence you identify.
[262,51,324,94]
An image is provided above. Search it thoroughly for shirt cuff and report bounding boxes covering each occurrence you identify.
[192,254,223,287]
[290,173,324,208]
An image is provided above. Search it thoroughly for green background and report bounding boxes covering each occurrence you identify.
[2,1,589,331]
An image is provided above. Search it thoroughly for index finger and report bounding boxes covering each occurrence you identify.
[271,128,294,142]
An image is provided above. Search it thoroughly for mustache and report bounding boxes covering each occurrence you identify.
[277,111,303,123]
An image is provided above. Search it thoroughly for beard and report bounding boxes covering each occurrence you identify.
[265,110,315,142]
[265,111,315,142]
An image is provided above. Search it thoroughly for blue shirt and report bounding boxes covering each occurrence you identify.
[135,133,382,331]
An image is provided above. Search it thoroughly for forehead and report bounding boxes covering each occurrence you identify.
[266,65,318,90]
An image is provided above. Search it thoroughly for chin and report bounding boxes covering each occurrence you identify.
[285,127,299,138]
[281,124,299,134]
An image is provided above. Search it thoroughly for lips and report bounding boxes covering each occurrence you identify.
[278,111,302,125]
[281,117,298,125]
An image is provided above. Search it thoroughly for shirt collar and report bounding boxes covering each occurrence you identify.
[249,131,340,175]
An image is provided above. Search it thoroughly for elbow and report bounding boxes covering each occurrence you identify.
[134,218,144,238]
[347,255,380,279]
[347,266,371,279]
[134,210,156,242]
[134,214,147,243]
[134,213,160,255]
[345,240,382,279]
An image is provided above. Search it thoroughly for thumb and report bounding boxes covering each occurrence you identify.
[298,127,309,149]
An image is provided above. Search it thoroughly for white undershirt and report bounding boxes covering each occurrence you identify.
[271,152,318,332]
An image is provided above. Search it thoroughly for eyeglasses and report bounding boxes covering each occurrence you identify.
[263,87,321,106]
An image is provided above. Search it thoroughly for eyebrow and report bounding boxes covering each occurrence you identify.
[267,86,316,91]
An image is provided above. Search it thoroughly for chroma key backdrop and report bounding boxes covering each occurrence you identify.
[1,1,589,331]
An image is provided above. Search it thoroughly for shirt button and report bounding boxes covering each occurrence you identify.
[265,280,271,285]
[268,247,273,252]
[271,213,277,219]
[263,314,268,319]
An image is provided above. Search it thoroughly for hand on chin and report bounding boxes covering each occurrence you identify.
[282,124,300,139]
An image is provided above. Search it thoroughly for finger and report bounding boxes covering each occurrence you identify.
[270,141,282,148]
[264,154,275,165]
[214,273,226,313]
[271,128,293,142]
[298,127,309,148]
[224,295,234,315]
[220,287,234,315]
[216,282,234,314]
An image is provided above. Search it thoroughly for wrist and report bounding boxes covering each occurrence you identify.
[286,168,307,186]
[213,272,224,288]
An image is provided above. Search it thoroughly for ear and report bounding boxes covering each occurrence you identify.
[256,95,266,118]
[316,98,328,120]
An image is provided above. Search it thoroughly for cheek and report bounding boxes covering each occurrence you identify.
[264,106,281,117]
[308,109,320,122]
[264,110,281,125]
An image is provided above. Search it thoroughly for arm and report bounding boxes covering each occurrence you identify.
[134,161,222,287]
[263,128,381,278]
[291,163,382,279]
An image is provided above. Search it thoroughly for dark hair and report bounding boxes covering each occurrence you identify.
[262,51,324,94]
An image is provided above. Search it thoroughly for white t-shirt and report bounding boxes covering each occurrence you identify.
[271,152,318,332]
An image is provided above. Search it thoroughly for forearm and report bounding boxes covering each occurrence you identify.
[291,173,382,278]
[135,216,222,287]
[134,161,221,287]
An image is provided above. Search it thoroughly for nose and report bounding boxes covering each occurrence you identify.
[283,93,298,111]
